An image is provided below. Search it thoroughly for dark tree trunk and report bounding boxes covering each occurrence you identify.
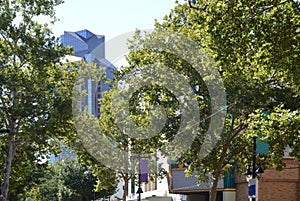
[1,131,16,201]
[122,173,129,201]
[209,174,219,201]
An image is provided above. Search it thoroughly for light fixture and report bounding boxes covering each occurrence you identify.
[136,187,143,194]
[256,164,264,174]
[245,166,252,176]
[188,0,207,11]
[245,165,264,177]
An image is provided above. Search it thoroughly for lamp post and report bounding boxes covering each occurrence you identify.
[188,0,207,11]
[131,155,148,201]
[245,136,264,201]
[188,0,197,9]
[136,156,143,201]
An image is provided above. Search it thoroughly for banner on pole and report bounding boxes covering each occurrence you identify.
[140,159,148,182]
[248,179,256,198]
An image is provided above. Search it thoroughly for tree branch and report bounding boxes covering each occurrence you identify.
[259,1,289,13]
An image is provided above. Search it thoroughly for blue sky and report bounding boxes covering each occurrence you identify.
[51,0,183,39]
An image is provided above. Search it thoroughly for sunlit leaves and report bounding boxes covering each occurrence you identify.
[0,0,76,198]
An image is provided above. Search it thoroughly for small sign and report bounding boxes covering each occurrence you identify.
[256,137,269,154]
[248,179,256,198]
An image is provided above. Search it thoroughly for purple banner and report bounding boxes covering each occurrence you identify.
[140,159,148,182]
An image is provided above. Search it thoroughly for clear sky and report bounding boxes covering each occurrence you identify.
[51,0,182,40]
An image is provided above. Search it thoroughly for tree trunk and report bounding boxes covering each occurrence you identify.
[122,173,129,201]
[1,132,16,201]
[209,169,221,201]
[209,177,219,201]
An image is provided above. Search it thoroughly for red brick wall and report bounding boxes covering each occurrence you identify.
[257,158,299,201]
[235,158,300,201]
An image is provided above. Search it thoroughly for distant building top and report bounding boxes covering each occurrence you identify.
[61,29,105,58]
[60,29,117,117]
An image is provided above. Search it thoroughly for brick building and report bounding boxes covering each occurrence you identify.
[236,158,300,201]
[169,158,299,201]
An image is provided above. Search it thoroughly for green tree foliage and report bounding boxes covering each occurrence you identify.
[0,0,77,200]
[24,157,117,201]
[97,88,169,201]
[71,61,169,201]
[24,163,59,201]
[59,157,117,201]
[118,0,300,201]
[6,161,50,200]
[62,61,120,197]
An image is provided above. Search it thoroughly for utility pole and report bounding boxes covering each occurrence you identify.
[131,154,149,201]
[245,136,264,201]
[251,136,257,201]
[137,155,143,201]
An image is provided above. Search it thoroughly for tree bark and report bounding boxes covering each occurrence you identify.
[208,113,240,201]
[209,169,221,201]
[122,173,129,201]
[1,131,16,201]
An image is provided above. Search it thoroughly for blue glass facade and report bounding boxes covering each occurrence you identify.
[61,29,105,58]
[61,29,117,117]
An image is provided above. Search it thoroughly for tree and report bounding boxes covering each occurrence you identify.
[5,158,50,200]
[97,89,169,201]
[71,61,169,201]
[56,157,117,201]
[117,0,300,201]
[0,0,77,200]
[24,163,59,201]
[24,157,117,201]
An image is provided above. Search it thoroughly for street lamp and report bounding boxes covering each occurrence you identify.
[187,0,207,11]
[245,136,264,201]
[137,157,143,201]
[188,0,199,10]
[131,155,148,201]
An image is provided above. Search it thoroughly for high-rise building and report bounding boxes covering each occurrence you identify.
[50,30,117,163]
[61,29,117,117]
